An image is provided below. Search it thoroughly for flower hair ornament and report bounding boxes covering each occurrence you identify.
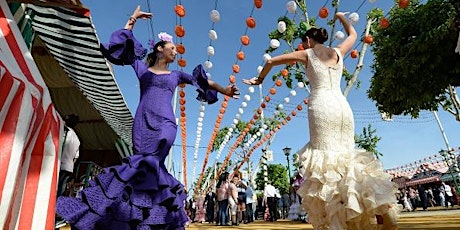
[149,32,174,51]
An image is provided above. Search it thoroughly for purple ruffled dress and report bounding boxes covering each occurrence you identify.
[56,29,218,230]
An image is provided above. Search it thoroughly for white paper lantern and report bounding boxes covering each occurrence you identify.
[238,108,244,114]
[262,124,268,129]
[248,86,255,93]
[277,21,286,33]
[198,117,203,122]
[208,30,217,40]
[199,112,205,117]
[210,10,220,23]
[297,82,305,88]
[197,122,203,127]
[335,31,345,40]
[257,65,263,74]
[286,1,297,14]
[270,39,280,48]
[277,104,283,110]
[263,53,272,61]
[235,113,241,119]
[284,97,290,103]
[369,0,376,3]
[207,46,215,56]
[204,60,213,70]
[233,119,239,124]
[290,90,297,96]
[348,12,359,24]
[241,102,247,108]
[244,94,251,101]
[205,72,211,78]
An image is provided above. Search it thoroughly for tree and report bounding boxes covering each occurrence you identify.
[355,124,382,159]
[368,0,460,119]
[254,163,290,195]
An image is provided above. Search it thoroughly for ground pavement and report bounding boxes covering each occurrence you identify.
[59,207,460,230]
[185,208,460,230]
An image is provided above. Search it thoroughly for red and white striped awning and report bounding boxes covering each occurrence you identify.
[0,1,62,229]
[406,175,441,187]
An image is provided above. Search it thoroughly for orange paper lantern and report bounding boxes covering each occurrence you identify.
[232,64,240,73]
[175,25,185,37]
[237,51,245,60]
[175,5,186,17]
[380,18,390,28]
[178,58,187,67]
[364,35,373,44]
[176,43,185,54]
[275,79,282,87]
[241,35,250,46]
[246,17,256,28]
[281,69,289,77]
[319,7,329,19]
[254,0,263,8]
[269,87,276,95]
[229,75,236,84]
[350,49,358,58]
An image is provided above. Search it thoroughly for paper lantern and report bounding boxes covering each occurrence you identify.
[209,30,217,40]
[210,10,220,22]
[204,60,213,70]
[335,31,345,40]
[207,46,215,56]
[270,39,280,48]
[175,5,185,17]
[278,21,286,33]
[286,1,297,13]
[348,12,359,24]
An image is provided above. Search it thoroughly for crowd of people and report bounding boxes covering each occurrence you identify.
[182,171,310,227]
[398,182,458,212]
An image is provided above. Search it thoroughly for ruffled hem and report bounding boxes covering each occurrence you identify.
[192,64,218,104]
[56,154,188,230]
[100,29,147,65]
[296,144,400,229]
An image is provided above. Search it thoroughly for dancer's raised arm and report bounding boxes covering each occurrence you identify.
[124,5,152,30]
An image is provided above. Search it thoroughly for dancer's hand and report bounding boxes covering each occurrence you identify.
[242,77,262,85]
[131,5,152,20]
[334,12,349,20]
[225,84,240,99]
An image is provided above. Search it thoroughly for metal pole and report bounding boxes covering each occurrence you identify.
[433,111,451,150]
[434,111,460,193]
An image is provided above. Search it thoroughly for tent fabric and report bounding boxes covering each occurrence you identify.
[405,175,441,187]
[26,4,134,148]
[0,1,62,228]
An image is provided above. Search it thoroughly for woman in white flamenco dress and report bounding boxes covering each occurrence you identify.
[244,12,399,230]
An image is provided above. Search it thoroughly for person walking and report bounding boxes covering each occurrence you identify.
[263,181,278,222]
[204,188,216,223]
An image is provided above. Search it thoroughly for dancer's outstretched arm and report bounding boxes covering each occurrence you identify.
[124,5,152,31]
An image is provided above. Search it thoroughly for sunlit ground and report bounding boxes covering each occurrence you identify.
[59,208,460,230]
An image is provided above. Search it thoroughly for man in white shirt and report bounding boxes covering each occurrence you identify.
[263,181,278,221]
[56,114,80,228]
[57,114,80,197]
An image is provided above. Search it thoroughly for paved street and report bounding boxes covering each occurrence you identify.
[59,208,460,229]
[185,209,460,230]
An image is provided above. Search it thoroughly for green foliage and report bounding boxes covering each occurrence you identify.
[368,0,460,117]
[354,124,382,159]
[254,163,290,194]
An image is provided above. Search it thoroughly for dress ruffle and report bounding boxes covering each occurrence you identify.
[100,29,147,65]
[296,144,400,230]
[56,154,189,230]
[191,64,218,104]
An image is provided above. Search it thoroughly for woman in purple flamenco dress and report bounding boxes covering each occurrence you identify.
[56,6,239,230]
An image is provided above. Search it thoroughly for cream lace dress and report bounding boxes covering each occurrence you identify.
[296,48,398,229]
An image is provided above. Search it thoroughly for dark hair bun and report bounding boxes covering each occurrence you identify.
[304,27,328,44]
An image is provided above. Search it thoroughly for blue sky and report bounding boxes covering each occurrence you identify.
[82,0,459,185]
